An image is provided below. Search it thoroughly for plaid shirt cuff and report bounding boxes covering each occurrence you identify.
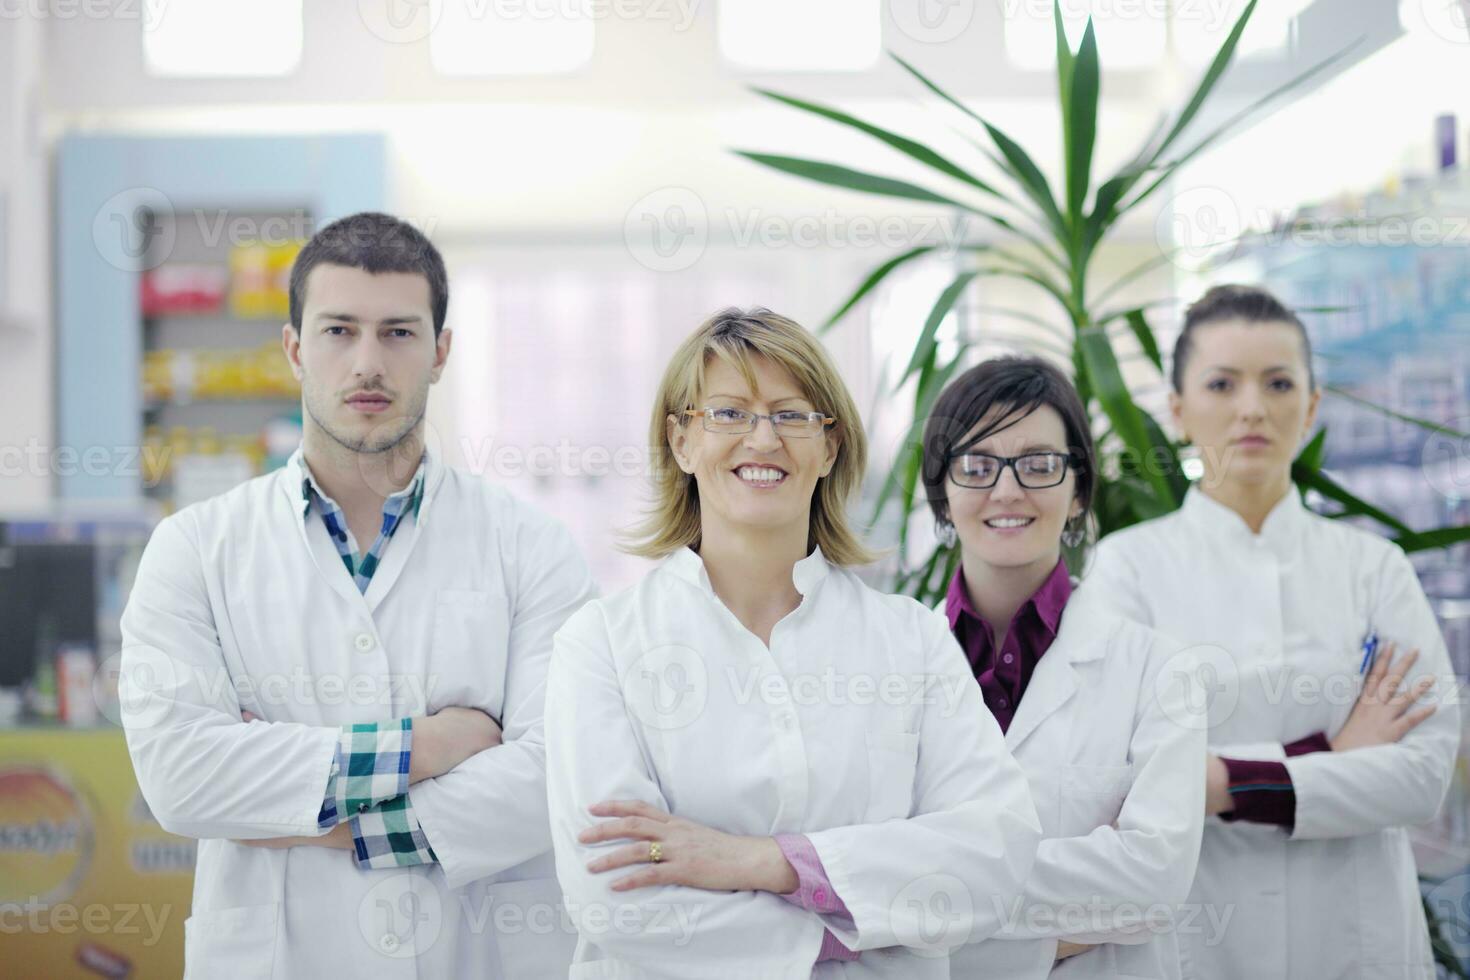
[316,718,413,829]
[350,794,438,869]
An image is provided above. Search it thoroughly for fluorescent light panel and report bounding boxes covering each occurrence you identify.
[143,0,302,77]
[719,0,881,72]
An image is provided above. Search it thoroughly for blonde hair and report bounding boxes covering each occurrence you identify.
[622,307,878,567]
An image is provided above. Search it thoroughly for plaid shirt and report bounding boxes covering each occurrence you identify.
[305,460,438,869]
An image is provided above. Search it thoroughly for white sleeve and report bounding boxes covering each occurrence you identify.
[996,630,1206,944]
[545,604,825,980]
[410,508,597,889]
[805,612,1042,954]
[1286,547,1462,840]
[119,513,340,840]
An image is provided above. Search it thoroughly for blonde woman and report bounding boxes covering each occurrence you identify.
[545,308,1041,979]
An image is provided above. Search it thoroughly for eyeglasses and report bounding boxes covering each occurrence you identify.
[683,407,836,438]
[946,451,1074,489]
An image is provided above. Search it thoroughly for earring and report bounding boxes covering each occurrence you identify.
[1061,515,1085,549]
[935,518,957,548]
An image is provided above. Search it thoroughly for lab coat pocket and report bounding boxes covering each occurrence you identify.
[182,902,278,980]
[486,876,577,979]
[865,731,920,821]
[431,590,510,715]
[1059,764,1134,837]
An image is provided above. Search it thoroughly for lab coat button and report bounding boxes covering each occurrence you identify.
[354,632,375,653]
[380,934,399,953]
[777,712,795,731]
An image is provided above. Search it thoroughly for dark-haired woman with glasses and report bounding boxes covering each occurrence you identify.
[921,356,1206,980]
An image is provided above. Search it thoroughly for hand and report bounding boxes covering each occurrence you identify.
[411,706,503,783]
[1205,754,1233,816]
[238,821,354,851]
[1056,941,1094,961]
[578,800,798,894]
[1330,642,1437,752]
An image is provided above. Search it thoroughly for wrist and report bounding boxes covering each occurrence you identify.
[1206,755,1234,815]
[330,821,356,850]
[753,837,799,894]
[408,716,436,784]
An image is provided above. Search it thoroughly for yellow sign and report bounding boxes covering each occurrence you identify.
[0,729,191,979]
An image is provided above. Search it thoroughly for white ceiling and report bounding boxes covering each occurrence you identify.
[35,1,1409,235]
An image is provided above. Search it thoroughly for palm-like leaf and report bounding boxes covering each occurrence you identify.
[734,0,1466,604]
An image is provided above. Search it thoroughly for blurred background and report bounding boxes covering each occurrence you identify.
[1,1,1469,975]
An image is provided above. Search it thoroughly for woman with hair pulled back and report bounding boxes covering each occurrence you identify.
[544,308,1040,979]
[1071,284,1461,979]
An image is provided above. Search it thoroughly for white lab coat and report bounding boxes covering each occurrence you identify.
[119,447,596,980]
[544,547,1042,980]
[949,602,1206,980]
[1071,487,1461,980]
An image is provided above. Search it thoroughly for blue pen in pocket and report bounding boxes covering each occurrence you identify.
[1358,628,1379,675]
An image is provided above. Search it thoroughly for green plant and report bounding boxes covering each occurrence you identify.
[737,0,1470,609]
[1424,888,1470,979]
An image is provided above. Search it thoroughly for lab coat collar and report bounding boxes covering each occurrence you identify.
[280,443,447,527]
[1180,484,1305,559]
[1001,591,1119,750]
[944,559,1072,638]
[279,444,446,613]
[662,544,831,597]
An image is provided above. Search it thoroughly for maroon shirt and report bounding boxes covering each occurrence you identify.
[945,560,1073,732]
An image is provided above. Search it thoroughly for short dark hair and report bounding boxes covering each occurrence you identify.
[1171,283,1314,392]
[921,355,1095,525]
[288,212,448,336]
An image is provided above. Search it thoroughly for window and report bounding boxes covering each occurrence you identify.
[143,0,302,77]
[719,0,881,72]
[1175,0,1313,63]
[1005,5,1165,71]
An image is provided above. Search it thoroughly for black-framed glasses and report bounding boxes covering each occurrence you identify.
[946,451,1073,489]
[684,407,836,439]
